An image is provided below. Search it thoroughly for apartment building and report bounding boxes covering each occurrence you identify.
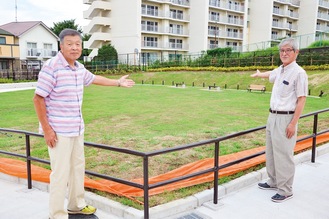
[83,0,329,61]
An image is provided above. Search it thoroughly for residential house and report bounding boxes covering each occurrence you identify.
[0,28,19,70]
[0,21,59,70]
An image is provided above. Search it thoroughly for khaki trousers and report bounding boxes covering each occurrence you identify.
[48,135,86,219]
[265,113,297,196]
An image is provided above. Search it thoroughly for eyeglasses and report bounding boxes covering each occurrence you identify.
[279,48,295,54]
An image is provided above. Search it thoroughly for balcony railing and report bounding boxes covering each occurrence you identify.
[26,49,57,58]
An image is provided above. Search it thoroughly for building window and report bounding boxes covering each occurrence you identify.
[210,11,220,22]
[43,43,53,56]
[0,37,6,44]
[170,9,184,20]
[227,28,239,38]
[141,52,158,64]
[143,37,158,47]
[0,61,8,69]
[141,4,159,16]
[169,39,183,49]
[169,24,183,34]
[273,5,280,14]
[141,20,158,32]
[27,42,39,56]
[273,18,279,27]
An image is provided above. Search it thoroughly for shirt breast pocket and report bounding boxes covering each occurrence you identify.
[280,80,294,97]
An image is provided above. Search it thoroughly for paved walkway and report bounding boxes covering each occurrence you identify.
[1,143,329,219]
[0,82,37,93]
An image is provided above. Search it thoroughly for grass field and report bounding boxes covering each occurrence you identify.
[0,70,328,208]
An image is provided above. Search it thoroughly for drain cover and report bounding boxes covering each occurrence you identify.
[69,214,99,219]
[176,212,205,219]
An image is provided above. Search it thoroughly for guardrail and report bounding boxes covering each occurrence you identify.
[0,108,328,218]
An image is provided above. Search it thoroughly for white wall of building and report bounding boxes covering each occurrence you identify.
[188,1,208,54]
[19,25,58,61]
[109,0,142,55]
[298,0,318,47]
[247,0,273,51]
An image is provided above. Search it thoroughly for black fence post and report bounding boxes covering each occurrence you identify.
[143,156,150,219]
[25,134,32,189]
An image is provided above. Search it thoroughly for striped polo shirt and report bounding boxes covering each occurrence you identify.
[35,52,95,136]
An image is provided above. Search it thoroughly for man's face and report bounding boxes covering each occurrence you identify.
[60,35,82,64]
[279,45,298,66]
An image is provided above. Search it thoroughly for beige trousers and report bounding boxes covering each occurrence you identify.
[265,113,297,196]
[48,135,86,219]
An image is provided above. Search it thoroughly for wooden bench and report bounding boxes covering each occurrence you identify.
[208,85,220,91]
[176,83,185,88]
[247,84,266,93]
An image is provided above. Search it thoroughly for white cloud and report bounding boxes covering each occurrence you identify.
[0,0,89,29]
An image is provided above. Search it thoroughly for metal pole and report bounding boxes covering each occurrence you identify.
[143,156,149,219]
[25,134,32,189]
[311,114,318,162]
[213,141,219,204]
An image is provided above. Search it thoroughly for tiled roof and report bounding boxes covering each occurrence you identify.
[0,21,57,39]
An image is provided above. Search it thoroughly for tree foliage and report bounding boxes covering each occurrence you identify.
[50,19,82,36]
[96,44,118,61]
[206,47,232,57]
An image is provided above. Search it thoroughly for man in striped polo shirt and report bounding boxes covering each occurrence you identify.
[33,28,135,219]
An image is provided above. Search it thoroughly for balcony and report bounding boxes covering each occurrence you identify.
[26,49,41,57]
[142,24,159,33]
[83,1,111,19]
[274,0,300,7]
[319,0,329,9]
[165,0,190,7]
[84,17,112,34]
[210,1,245,13]
[26,49,57,58]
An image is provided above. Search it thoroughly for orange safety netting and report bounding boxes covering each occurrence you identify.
[1,133,329,204]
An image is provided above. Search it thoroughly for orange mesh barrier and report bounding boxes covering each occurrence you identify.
[0,133,328,204]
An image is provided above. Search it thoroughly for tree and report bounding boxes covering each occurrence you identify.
[50,19,91,57]
[97,44,118,61]
[50,19,82,36]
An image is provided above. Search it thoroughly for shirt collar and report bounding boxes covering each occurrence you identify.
[58,51,78,69]
[281,61,296,73]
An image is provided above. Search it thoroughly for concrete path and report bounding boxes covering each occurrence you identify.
[1,143,329,219]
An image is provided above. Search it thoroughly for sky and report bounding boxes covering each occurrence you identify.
[0,0,89,29]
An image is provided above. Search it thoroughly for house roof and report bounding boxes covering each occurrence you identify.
[0,21,58,40]
[0,28,14,36]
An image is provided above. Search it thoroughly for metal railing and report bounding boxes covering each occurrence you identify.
[0,108,328,218]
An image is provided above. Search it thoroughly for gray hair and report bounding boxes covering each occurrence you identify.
[279,38,299,51]
[59,29,82,43]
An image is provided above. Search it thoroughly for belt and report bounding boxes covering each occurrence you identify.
[269,109,295,114]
